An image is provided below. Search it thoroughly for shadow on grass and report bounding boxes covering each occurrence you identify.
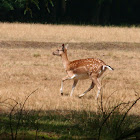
[0,90,140,140]
[0,110,97,139]
[0,109,140,140]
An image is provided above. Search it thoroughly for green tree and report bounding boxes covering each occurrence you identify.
[24,0,54,17]
[0,0,54,21]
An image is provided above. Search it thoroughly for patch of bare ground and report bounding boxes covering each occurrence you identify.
[0,41,139,115]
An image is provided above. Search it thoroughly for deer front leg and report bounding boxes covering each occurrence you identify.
[60,75,70,95]
[70,79,78,97]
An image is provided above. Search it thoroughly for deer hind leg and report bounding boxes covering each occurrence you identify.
[60,75,70,95]
[92,78,101,100]
[79,81,95,98]
[70,79,78,97]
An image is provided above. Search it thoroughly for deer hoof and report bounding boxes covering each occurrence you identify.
[79,94,84,98]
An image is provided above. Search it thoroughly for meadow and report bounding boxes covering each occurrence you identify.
[0,23,140,139]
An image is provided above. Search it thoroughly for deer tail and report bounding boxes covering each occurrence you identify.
[103,65,114,71]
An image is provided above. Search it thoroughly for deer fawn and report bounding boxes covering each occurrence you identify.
[53,44,114,99]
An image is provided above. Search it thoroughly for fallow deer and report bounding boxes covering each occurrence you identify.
[53,44,114,99]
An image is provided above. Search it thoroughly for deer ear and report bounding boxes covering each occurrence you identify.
[65,44,69,49]
[62,44,65,51]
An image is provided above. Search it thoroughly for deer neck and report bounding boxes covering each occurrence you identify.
[61,52,70,70]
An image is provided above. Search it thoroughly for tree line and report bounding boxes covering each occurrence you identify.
[0,0,140,25]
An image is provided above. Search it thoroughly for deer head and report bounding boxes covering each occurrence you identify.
[53,44,68,56]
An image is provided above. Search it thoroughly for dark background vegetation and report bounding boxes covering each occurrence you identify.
[0,0,140,25]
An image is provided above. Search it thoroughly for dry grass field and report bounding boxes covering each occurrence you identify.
[0,23,140,116]
[1,22,140,43]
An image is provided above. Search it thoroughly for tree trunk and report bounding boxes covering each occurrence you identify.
[61,0,66,16]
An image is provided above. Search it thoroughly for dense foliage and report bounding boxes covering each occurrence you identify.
[0,0,140,25]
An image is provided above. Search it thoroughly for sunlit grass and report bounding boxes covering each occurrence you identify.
[0,42,139,115]
[0,22,140,43]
